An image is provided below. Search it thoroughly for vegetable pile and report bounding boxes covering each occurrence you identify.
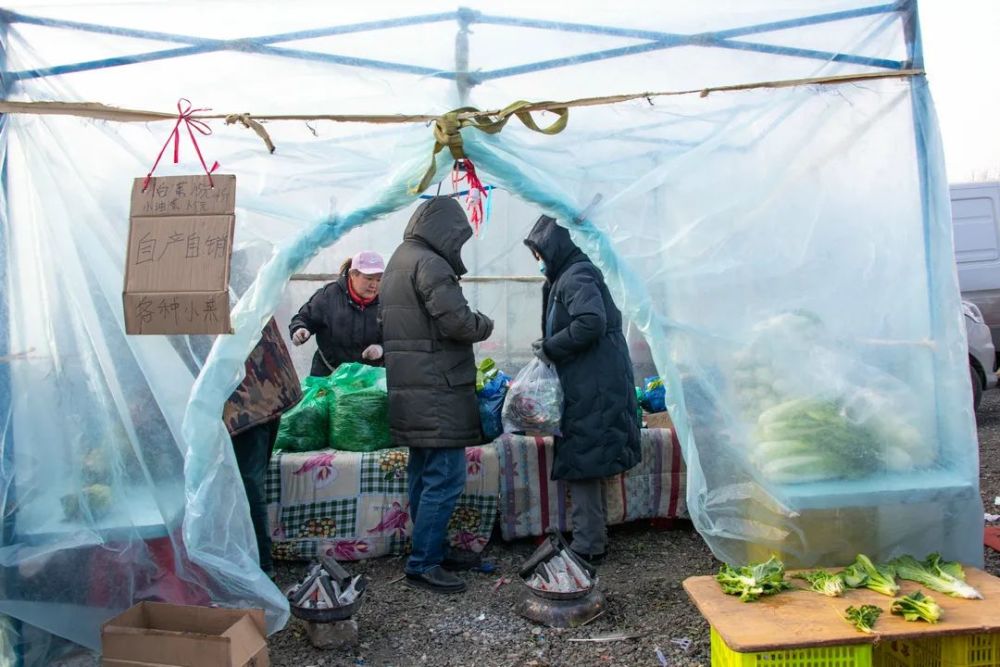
[795,570,845,597]
[715,556,792,602]
[890,554,983,600]
[891,591,943,624]
[844,604,882,633]
[714,552,984,633]
[730,312,933,484]
[841,554,899,597]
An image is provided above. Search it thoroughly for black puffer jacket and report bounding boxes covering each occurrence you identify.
[289,271,381,377]
[525,215,641,481]
[380,197,494,448]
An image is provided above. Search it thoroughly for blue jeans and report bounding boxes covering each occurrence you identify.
[405,447,467,574]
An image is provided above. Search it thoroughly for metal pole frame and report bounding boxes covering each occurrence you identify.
[0,3,906,86]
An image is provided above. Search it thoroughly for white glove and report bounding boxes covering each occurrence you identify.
[292,328,312,346]
[361,344,384,361]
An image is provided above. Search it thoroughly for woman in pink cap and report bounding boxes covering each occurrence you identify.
[289,250,385,376]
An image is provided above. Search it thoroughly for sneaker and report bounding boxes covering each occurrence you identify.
[404,565,467,594]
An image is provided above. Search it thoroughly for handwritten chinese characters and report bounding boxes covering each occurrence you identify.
[124,174,236,335]
[124,293,228,335]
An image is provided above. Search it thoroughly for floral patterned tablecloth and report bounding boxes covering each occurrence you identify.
[267,445,499,562]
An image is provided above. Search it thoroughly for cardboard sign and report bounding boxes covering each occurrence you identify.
[124,174,236,334]
[101,601,269,667]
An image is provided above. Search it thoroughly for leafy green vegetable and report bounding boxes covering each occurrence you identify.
[890,555,982,600]
[846,554,899,597]
[891,592,942,623]
[840,563,868,589]
[750,398,883,484]
[476,358,498,392]
[844,605,882,633]
[716,556,793,602]
[795,570,845,597]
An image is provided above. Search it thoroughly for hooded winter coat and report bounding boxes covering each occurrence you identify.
[524,215,641,481]
[289,269,382,377]
[380,197,494,448]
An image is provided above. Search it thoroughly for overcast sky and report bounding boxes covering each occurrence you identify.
[921,0,1000,183]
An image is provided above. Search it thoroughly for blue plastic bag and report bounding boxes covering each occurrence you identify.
[642,376,667,413]
[478,370,510,441]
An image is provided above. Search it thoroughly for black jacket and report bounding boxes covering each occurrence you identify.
[380,197,494,448]
[289,272,381,377]
[525,215,641,481]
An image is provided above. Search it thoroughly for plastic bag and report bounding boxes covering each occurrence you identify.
[275,376,333,453]
[328,363,393,452]
[641,376,666,413]
[478,369,511,442]
[502,359,563,436]
[729,311,932,484]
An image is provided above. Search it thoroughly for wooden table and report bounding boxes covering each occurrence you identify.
[683,568,1000,653]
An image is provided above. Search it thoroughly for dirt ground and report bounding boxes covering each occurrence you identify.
[269,394,1000,667]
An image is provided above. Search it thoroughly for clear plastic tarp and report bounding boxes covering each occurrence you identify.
[0,0,983,662]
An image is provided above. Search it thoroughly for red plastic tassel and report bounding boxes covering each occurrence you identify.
[451,158,489,236]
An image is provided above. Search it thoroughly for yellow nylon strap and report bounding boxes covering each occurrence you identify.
[410,102,569,194]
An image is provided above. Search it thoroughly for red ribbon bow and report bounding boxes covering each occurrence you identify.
[142,98,220,192]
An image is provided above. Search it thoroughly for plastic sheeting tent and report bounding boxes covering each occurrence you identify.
[0,0,983,662]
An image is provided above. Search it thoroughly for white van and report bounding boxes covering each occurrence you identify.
[952,182,1000,404]
[953,182,1000,342]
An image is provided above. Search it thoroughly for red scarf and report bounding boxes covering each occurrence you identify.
[347,278,376,309]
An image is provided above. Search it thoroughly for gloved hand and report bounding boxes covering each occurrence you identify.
[531,338,552,366]
[361,344,384,361]
[292,328,312,346]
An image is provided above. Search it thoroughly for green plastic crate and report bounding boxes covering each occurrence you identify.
[874,634,1000,667]
[711,627,873,667]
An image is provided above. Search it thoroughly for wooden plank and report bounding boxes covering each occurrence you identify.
[683,567,1000,653]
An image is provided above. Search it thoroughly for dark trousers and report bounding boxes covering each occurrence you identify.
[569,479,608,556]
[231,419,279,573]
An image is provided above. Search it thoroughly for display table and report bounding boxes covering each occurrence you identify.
[494,427,686,541]
[683,568,1000,654]
[266,445,500,561]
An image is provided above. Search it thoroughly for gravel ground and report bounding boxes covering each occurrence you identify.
[270,395,1000,667]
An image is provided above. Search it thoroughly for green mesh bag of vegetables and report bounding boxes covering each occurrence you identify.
[328,362,393,452]
[275,375,333,452]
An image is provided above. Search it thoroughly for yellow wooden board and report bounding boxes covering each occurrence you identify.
[683,567,1000,652]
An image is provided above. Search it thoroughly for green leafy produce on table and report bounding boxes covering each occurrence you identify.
[795,570,845,597]
[844,604,882,633]
[891,591,943,623]
[841,554,899,596]
[731,312,933,484]
[890,554,983,599]
[328,363,393,452]
[275,375,333,453]
[715,556,792,602]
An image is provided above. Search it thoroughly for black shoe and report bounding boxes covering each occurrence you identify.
[404,565,467,594]
[571,549,606,566]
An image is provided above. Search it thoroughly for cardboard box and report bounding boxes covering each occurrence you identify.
[101,602,269,667]
[124,175,236,334]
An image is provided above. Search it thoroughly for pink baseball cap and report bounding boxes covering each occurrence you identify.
[352,250,385,275]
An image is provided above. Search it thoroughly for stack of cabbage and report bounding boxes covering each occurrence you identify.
[730,312,933,484]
